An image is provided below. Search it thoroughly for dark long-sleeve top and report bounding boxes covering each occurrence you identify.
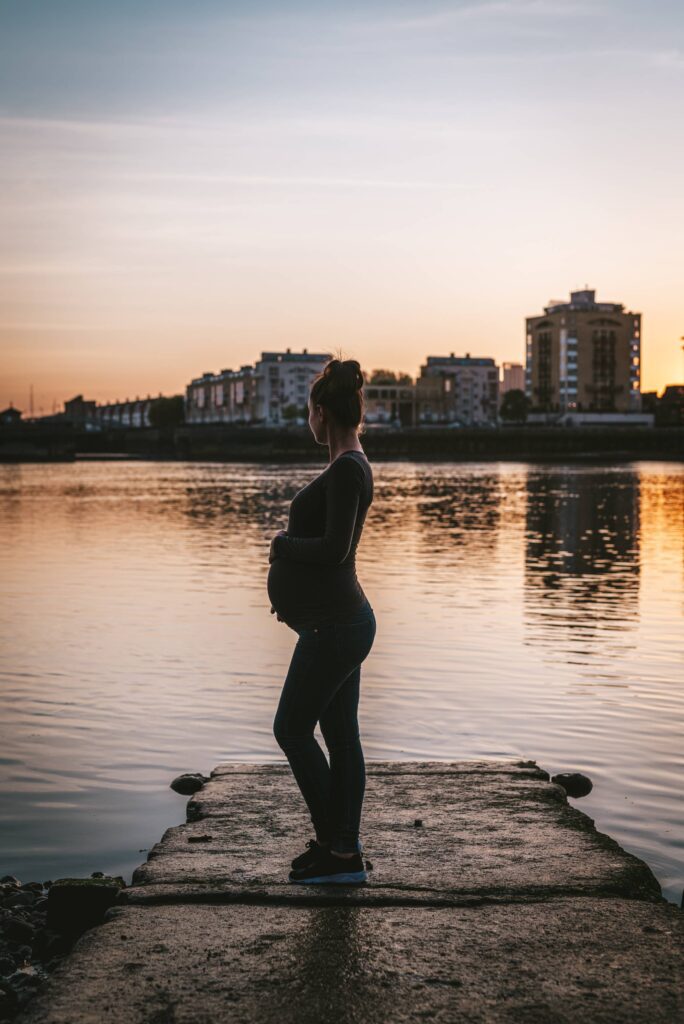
[267,450,373,629]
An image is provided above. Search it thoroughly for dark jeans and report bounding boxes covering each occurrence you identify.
[273,601,376,854]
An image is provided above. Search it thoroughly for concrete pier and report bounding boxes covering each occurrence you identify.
[18,761,684,1023]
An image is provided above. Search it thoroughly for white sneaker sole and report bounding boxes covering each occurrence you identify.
[291,870,367,885]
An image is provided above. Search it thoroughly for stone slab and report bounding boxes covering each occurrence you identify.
[19,899,684,1024]
[209,759,546,777]
[123,760,661,905]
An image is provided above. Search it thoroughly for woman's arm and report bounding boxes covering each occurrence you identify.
[272,456,364,565]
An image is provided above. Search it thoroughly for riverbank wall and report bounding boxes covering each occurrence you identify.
[1,423,683,463]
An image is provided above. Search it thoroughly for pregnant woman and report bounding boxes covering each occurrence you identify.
[268,357,376,885]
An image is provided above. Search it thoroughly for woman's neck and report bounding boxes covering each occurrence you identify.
[328,438,364,464]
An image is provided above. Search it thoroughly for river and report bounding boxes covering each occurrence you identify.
[1,459,682,904]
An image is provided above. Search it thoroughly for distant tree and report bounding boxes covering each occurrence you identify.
[369,369,413,385]
[500,389,531,423]
[282,403,305,423]
[148,395,185,428]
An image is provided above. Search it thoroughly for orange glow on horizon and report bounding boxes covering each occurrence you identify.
[1,301,680,414]
[2,4,683,412]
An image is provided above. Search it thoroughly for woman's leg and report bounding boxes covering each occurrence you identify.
[320,610,376,855]
[273,629,335,842]
[318,664,365,856]
[273,609,376,852]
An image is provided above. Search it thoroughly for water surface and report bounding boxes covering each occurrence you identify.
[0,460,682,904]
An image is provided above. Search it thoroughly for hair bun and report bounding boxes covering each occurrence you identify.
[310,355,366,431]
[326,358,363,393]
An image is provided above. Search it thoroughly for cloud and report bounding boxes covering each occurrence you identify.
[378,0,604,31]
[113,172,482,190]
[0,114,181,140]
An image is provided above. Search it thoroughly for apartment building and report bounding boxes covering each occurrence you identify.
[185,365,257,424]
[253,349,332,425]
[185,349,331,425]
[500,362,525,397]
[417,353,500,424]
[63,394,156,429]
[363,381,416,426]
[96,397,154,428]
[525,289,641,414]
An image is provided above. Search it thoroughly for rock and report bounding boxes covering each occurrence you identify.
[187,835,213,844]
[170,773,207,795]
[7,969,42,996]
[414,819,423,828]
[91,872,104,879]
[0,987,17,1019]
[38,933,69,960]
[3,892,36,909]
[0,879,20,889]
[47,877,126,939]
[551,772,593,798]
[1,918,35,944]
[0,956,14,975]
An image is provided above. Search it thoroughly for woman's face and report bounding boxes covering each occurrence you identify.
[308,398,327,444]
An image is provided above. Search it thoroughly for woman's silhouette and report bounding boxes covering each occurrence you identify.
[268,357,376,884]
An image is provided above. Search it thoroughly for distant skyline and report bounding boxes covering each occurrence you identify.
[1,0,683,412]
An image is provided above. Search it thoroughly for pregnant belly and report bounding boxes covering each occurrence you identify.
[267,559,323,628]
[267,559,365,629]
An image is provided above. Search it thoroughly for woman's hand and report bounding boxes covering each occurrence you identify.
[269,531,288,621]
[269,530,288,564]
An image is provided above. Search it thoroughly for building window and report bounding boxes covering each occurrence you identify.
[537,330,553,410]
[591,328,617,411]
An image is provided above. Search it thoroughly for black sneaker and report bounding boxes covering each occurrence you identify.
[289,848,367,885]
[291,838,364,870]
[291,839,328,870]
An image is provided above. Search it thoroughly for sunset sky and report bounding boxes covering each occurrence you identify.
[1,0,682,413]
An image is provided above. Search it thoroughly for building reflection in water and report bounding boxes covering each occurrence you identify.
[414,467,504,568]
[524,469,641,666]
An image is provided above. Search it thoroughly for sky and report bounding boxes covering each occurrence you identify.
[1,0,683,413]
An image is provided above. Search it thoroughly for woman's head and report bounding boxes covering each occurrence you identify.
[308,357,366,443]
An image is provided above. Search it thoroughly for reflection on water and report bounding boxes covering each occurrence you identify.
[0,461,682,904]
[525,472,641,664]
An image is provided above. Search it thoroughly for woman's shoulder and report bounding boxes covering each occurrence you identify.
[326,451,372,489]
[330,451,370,471]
